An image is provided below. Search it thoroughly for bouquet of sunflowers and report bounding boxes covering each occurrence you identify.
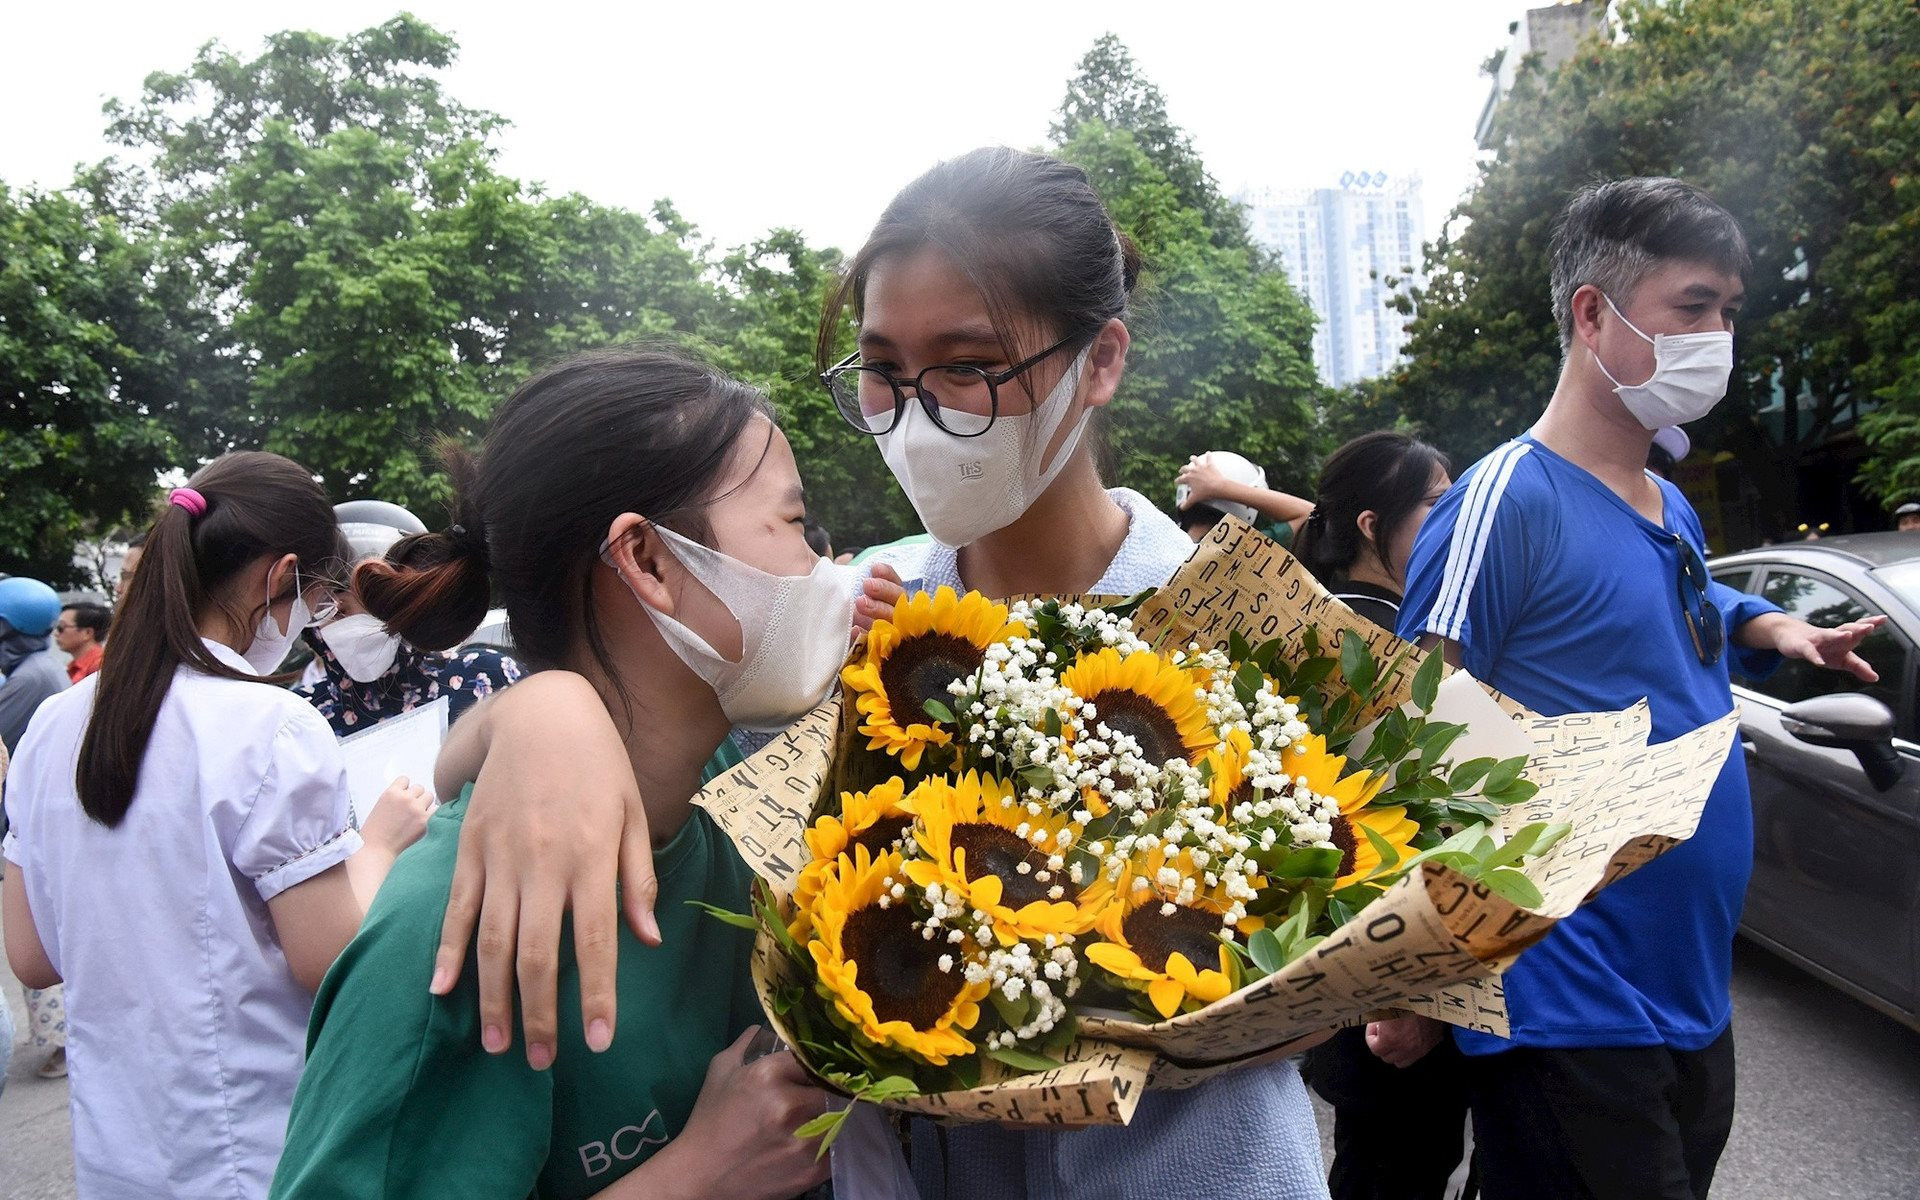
[695,522,1740,1140]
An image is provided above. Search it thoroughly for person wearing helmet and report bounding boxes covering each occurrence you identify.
[1174,450,1314,544]
[1646,426,1690,481]
[0,576,72,1079]
[0,577,68,755]
[294,501,523,737]
[1893,501,1920,533]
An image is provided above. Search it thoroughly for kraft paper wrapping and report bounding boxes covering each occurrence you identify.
[694,518,1739,1123]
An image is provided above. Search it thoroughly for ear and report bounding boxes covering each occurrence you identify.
[1570,283,1610,355]
[1356,509,1380,546]
[602,513,679,617]
[264,552,301,600]
[1078,318,1131,412]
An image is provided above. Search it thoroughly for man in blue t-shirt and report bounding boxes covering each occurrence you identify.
[1388,179,1884,1200]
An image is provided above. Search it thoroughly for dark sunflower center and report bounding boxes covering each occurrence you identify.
[1228,778,1256,811]
[1121,902,1225,974]
[840,903,965,1030]
[878,633,984,726]
[1330,815,1357,878]
[848,814,913,859]
[1086,688,1187,765]
[950,823,1075,909]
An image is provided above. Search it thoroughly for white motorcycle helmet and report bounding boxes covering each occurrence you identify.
[1175,451,1268,524]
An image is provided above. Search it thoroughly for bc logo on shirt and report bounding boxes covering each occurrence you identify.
[578,1109,670,1177]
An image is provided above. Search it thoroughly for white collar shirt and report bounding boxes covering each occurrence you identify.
[866,486,1196,597]
[2,638,361,1199]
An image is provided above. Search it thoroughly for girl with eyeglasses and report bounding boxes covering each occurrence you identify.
[2,451,432,1198]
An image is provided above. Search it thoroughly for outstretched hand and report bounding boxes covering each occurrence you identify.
[1776,614,1885,682]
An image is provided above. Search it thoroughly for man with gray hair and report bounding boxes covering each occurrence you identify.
[1384,178,1885,1198]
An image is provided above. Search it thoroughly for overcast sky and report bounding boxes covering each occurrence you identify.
[3,1,1528,253]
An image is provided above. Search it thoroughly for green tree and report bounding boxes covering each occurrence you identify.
[706,230,920,551]
[0,184,178,586]
[100,16,724,512]
[1055,121,1327,502]
[1377,0,1920,530]
[1054,35,1251,251]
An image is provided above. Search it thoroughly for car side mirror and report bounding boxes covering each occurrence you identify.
[1781,693,1904,791]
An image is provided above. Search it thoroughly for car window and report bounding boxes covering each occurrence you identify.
[1710,565,1757,594]
[1745,569,1909,715]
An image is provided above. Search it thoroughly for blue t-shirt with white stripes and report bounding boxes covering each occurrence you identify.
[1399,433,1780,1054]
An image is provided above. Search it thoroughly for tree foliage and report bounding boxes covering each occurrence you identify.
[2,19,1331,575]
[0,185,178,587]
[1373,0,1920,526]
[1053,34,1251,251]
[1052,46,1327,504]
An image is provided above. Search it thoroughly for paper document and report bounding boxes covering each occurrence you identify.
[338,697,449,825]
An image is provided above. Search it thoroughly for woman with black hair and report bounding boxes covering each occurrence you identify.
[2,451,431,1198]
[1291,430,1470,1200]
[271,347,840,1200]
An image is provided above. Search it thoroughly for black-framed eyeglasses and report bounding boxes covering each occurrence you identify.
[820,333,1085,438]
[1673,533,1725,666]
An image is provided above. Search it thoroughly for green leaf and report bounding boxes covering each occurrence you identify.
[795,1107,850,1158]
[1447,758,1498,793]
[1481,756,1527,793]
[1481,867,1545,909]
[1339,630,1376,694]
[923,698,957,725]
[987,1045,1066,1072]
[1412,649,1444,712]
[1247,927,1284,974]
[683,900,757,930]
[1358,822,1404,874]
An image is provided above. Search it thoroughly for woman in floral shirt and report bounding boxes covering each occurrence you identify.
[295,628,521,737]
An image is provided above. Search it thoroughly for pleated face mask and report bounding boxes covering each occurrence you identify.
[617,524,858,731]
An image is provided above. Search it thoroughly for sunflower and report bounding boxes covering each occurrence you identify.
[840,587,1025,770]
[902,772,1105,945]
[791,778,916,939]
[1060,649,1218,814]
[1279,734,1416,888]
[805,845,990,1066]
[1202,726,1256,813]
[1084,847,1252,1019]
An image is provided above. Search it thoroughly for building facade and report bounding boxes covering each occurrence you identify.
[1243,174,1425,388]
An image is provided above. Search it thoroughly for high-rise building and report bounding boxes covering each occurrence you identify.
[1475,2,1610,148]
[1242,174,1425,388]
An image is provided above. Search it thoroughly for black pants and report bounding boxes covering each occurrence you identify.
[1305,1027,1473,1200]
[1466,1028,1736,1200]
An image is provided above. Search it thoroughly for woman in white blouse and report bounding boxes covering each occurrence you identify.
[3,450,430,1199]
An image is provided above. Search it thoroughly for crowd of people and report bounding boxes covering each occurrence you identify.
[0,150,1888,1200]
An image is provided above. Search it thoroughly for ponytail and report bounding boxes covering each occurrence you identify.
[1293,432,1451,585]
[78,452,339,827]
[355,444,492,652]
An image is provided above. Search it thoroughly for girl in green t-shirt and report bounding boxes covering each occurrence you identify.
[272,347,850,1200]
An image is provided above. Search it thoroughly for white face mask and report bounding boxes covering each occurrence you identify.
[243,566,316,675]
[319,613,403,684]
[620,525,858,732]
[1595,293,1734,430]
[879,348,1093,547]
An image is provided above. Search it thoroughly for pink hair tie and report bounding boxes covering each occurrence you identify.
[169,487,208,517]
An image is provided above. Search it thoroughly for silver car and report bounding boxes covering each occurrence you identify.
[1709,533,1920,1032]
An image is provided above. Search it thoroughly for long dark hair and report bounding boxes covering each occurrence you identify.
[78,452,341,827]
[356,346,775,709]
[817,147,1142,395]
[1294,432,1451,584]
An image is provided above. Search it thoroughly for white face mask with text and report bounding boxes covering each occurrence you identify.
[879,348,1093,547]
[1595,292,1734,430]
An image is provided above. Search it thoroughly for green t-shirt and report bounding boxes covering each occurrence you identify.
[272,791,761,1200]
